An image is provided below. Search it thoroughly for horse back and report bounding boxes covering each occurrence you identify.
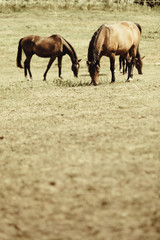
[21,35,63,57]
[102,22,141,56]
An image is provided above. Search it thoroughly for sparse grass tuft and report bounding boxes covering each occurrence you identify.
[53,77,90,87]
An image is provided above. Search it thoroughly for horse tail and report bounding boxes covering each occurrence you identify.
[135,23,142,34]
[16,38,23,68]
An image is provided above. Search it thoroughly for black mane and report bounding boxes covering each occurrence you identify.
[62,36,78,61]
[88,24,104,63]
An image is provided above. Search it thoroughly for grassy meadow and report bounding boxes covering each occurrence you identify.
[0,5,160,240]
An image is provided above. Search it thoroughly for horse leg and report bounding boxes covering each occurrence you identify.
[110,54,115,83]
[24,55,33,80]
[127,61,132,82]
[119,56,122,73]
[58,56,63,78]
[123,58,126,74]
[125,52,132,82]
[43,56,56,81]
[27,56,33,80]
[120,56,126,74]
[127,48,136,82]
[24,59,28,80]
[89,79,93,85]
[127,60,135,81]
[124,59,127,74]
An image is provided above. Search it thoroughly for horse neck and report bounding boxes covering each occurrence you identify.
[63,40,77,63]
[88,25,104,63]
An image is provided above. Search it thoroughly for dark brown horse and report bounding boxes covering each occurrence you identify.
[87,21,143,85]
[119,53,144,74]
[17,35,81,80]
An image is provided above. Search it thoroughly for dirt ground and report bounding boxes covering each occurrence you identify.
[0,6,160,240]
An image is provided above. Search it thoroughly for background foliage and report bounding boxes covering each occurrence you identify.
[0,0,160,12]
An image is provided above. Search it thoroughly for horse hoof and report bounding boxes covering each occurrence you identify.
[126,78,133,82]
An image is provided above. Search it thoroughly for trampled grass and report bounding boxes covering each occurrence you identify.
[0,6,160,240]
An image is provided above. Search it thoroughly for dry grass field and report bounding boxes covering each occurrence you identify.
[0,5,160,240]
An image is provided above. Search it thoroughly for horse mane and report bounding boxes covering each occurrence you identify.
[88,24,104,63]
[61,36,78,61]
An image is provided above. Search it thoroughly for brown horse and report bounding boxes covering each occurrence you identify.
[87,21,143,85]
[119,53,144,75]
[17,35,81,80]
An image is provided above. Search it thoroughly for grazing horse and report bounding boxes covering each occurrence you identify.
[16,35,81,80]
[87,21,143,85]
[119,53,144,75]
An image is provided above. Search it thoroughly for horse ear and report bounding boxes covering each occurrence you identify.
[142,56,145,59]
[78,59,82,62]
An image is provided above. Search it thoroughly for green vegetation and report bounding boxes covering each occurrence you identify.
[0,6,160,240]
[0,0,160,13]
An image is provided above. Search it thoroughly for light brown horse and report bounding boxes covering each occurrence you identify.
[87,21,143,85]
[17,35,81,81]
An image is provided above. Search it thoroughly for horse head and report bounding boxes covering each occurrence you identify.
[72,59,81,77]
[135,56,145,74]
[87,60,100,85]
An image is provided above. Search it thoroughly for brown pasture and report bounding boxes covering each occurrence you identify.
[0,6,160,240]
